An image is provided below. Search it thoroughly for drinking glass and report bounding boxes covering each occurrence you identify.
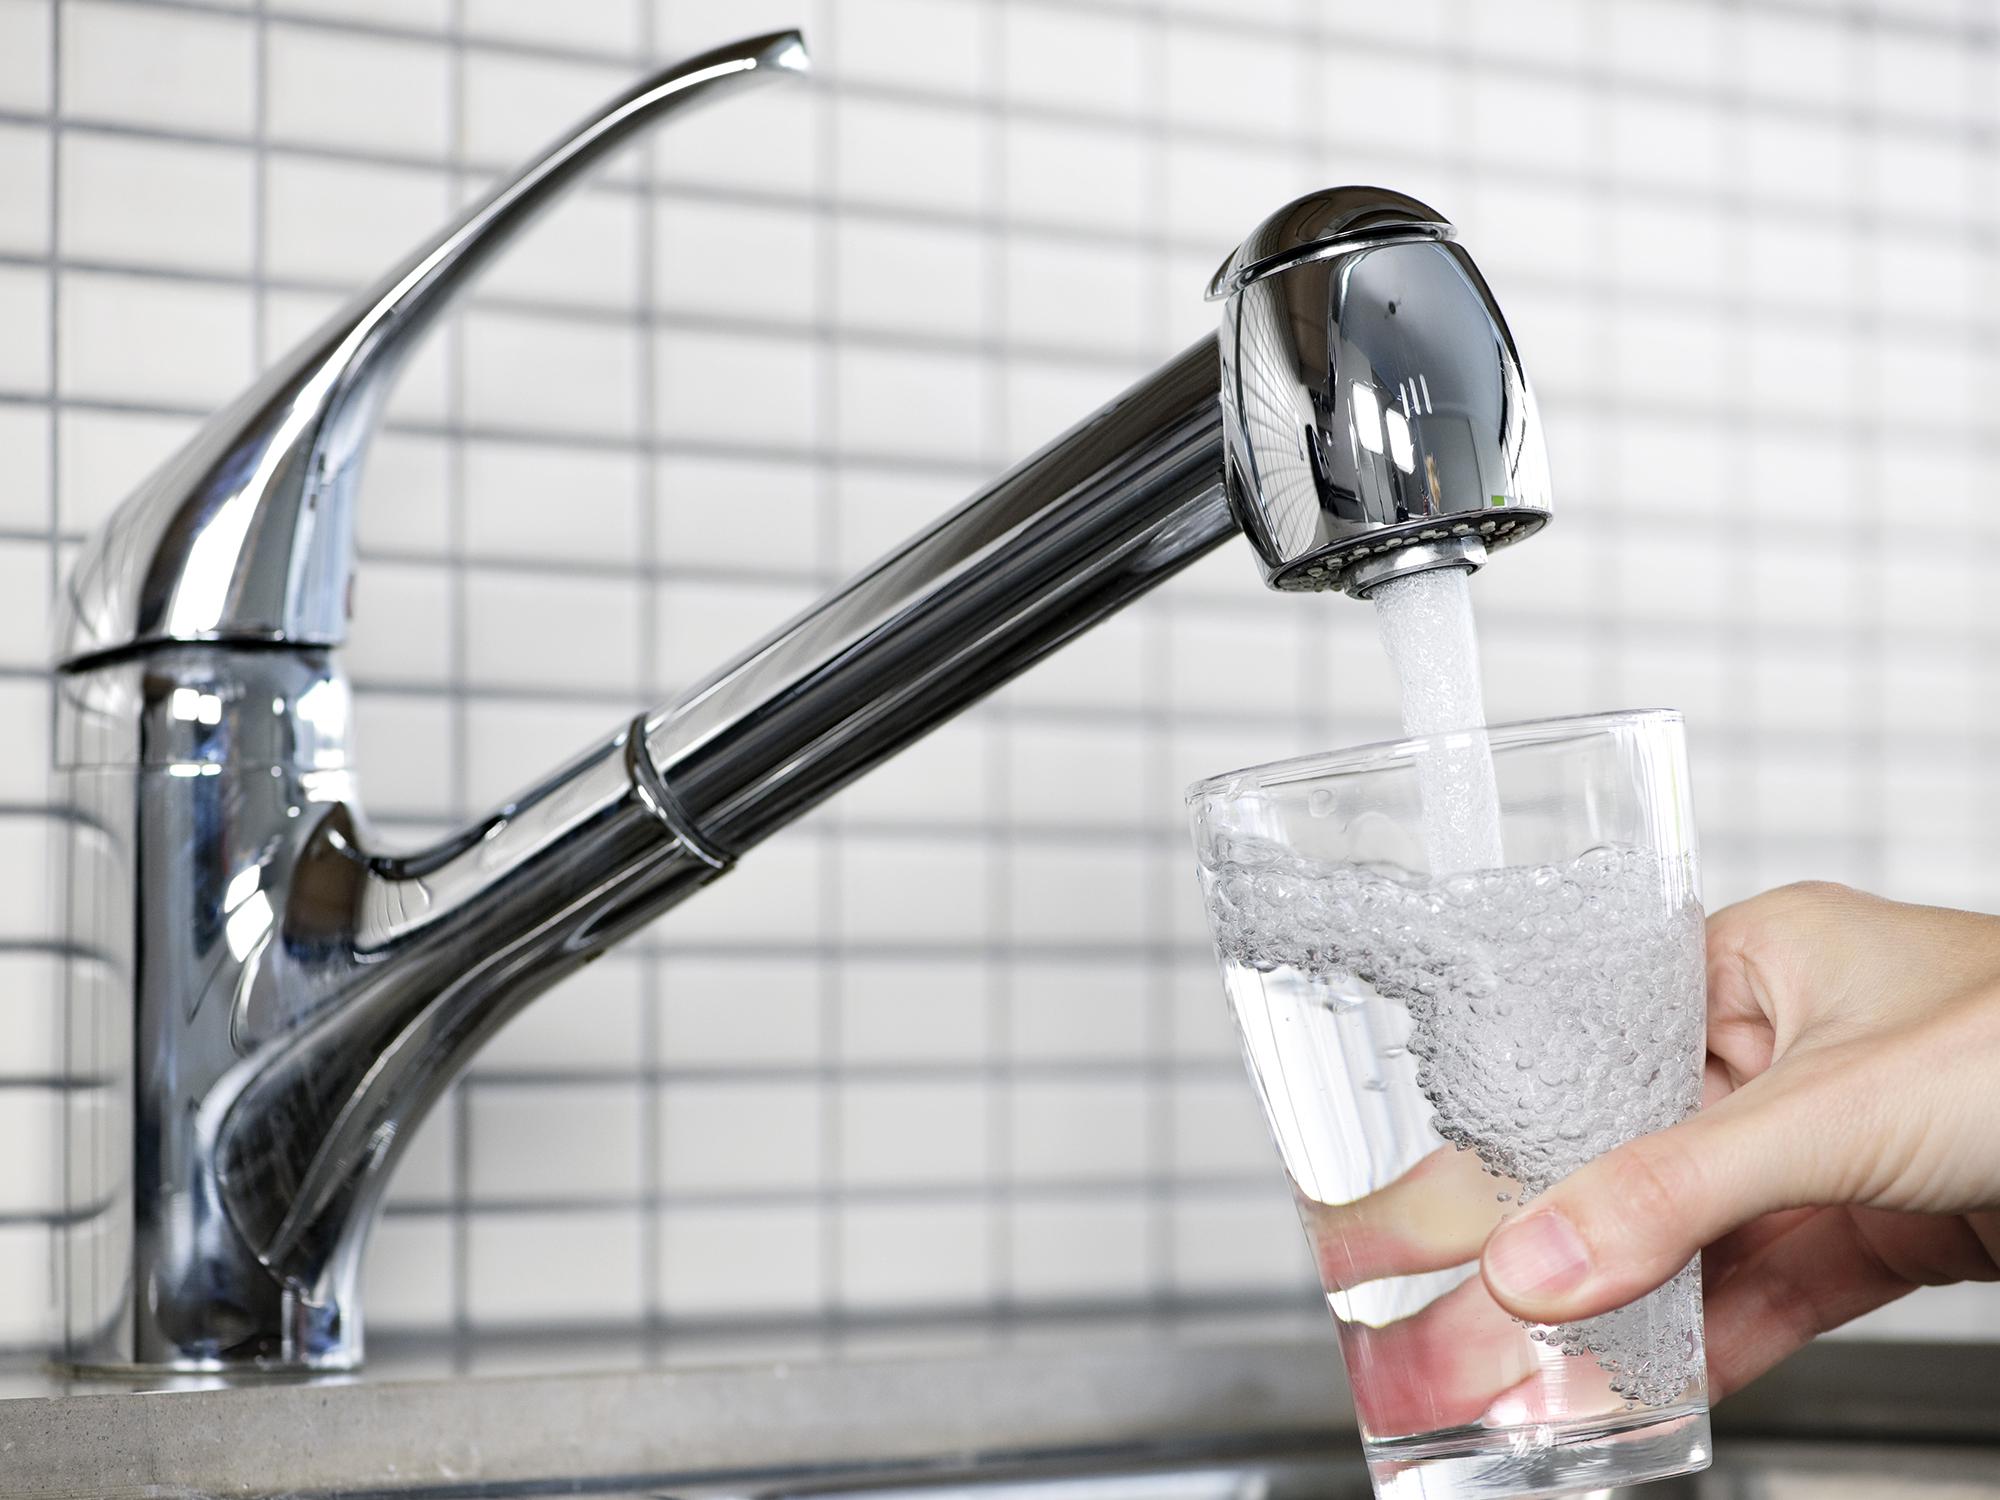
[1187,709,1710,1500]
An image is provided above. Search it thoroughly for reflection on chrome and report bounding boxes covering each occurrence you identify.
[52,35,1553,1372]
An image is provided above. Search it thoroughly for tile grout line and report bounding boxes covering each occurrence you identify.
[42,0,65,1357]
[984,0,1015,1327]
[1139,0,1176,1311]
[633,0,663,1345]
[809,0,845,1332]
[54,0,2000,144]
[443,0,473,1350]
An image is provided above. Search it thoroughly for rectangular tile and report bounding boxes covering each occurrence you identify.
[459,696,633,812]
[1608,0,1724,85]
[1007,957,1146,1062]
[833,717,990,825]
[1002,236,1151,356]
[1001,3,1144,116]
[663,838,824,945]
[656,328,819,447]
[832,345,987,461]
[467,1083,644,1201]
[1163,22,1300,138]
[1008,1194,1149,1301]
[464,0,640,52]
[270,0,450,27]
[345,558,452,685]
[265,153,453,285]
[478,956,646,1073]
[657,1202,825,1317]
[352,691,453,815]
[354,432,451,554]
[0,405,50,532]
[362,1215,454,1330]
[654,194,818,322]
[839,1078,990,1187]
[0,1088,57,1213]
[1008,1077,1147,1183]
[60,132,253,274]
[0,265,48,392]
[1006,843,1148,944]
[659,1079,820,1191]
[0,814,54,940]
[1004,721,1150,829]
[1171,1076,1273,1179]
[0,541,50,671]
[1169,1185,1309,1295]
[0,1224,52,1345]
[839,836,990,945]
[462,308,644,438]
[465,1209,644,1324]
[834,95,987,215]
[837,957,987,1064]
[834,217,987,339]
[834,0,984,95]
[62,0,252,134]
[658,954,821,1065]
[0,125,49,255]
[462,440,643,563]
[1002,117,1150,232]
[267,24,451,156]
[837,1200,992,1310]
[461,50,633,168]
[653,575,818,693]
[57,269,251,406]
[652,85,814,194]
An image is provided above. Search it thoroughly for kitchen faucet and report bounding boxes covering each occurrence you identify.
[53,32,1551,1372]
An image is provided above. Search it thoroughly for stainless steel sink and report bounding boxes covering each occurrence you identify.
[520,1441,2000,1500]
[744,1442,2000,1500]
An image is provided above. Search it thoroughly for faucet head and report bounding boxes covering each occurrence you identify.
[1209,187,1552,597]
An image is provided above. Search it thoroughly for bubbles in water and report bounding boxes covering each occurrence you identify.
[1202,837,1706,1408]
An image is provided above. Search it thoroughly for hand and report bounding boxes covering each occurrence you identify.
[1478,881,2000,1398]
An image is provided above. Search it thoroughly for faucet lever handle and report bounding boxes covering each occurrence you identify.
[56,30,811,670]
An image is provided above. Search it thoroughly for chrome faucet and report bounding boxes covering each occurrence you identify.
[54,32,1551,1373]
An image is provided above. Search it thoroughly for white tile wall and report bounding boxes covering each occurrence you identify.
[0,0,1996,1359]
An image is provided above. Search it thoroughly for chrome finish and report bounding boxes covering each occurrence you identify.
[1204,185,1454,299]
[55,41,1555,1372]
[53,30,809,668]
[1214,188,1553,595]
[1344,536,1487,597]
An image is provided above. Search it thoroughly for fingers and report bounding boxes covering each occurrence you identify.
[1342,1271,1546,1436]
[1707,883,2000,1059]
[1701,1207,1912,1400]
[1700,1206,1819,1293]
[1298,1146,1504,1290]
[1479,1060,1868,1325]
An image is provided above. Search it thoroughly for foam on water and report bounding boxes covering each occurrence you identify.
[1370,569,1504,874]
[1202,837,1707,1407]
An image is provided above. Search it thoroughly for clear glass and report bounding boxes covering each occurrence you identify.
[1187,709,1711,1500]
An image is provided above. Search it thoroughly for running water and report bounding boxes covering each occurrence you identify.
[1369,568,1504,874]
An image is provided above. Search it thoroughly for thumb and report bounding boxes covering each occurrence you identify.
[1477,1062,1858,1324]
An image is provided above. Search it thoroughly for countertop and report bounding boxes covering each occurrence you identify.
[1,1313,1996,1499]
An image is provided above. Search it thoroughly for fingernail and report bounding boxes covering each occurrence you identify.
[1485,1210,1591,1299]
